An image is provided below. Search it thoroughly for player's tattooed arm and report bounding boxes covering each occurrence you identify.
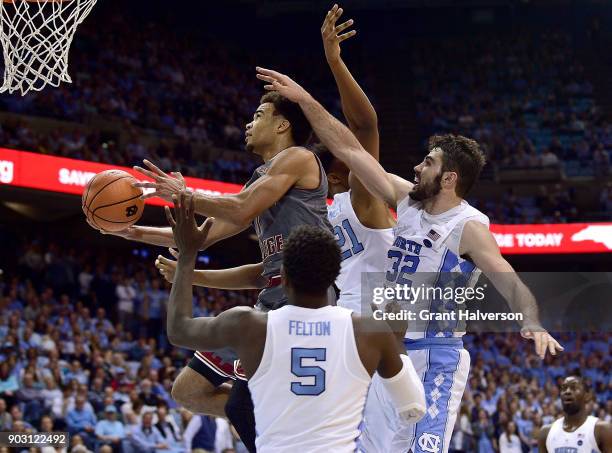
[460,220,564,359]
[191,148,318,225]
[156,251,266,289]
[256,67,398,207]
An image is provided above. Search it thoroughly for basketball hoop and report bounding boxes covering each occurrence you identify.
[0,0,97,95]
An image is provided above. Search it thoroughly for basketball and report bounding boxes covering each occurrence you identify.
[82,169,144,232]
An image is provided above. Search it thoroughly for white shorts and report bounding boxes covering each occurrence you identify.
[359,340,470,453]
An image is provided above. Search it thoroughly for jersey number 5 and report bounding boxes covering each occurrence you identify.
[334,219,364,261]
[290,348,326,396]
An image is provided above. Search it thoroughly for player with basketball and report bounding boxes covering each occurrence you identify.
[538,375,611,452]
[255,66,564,453]
[88,92,331,452]
[163,191,426,453]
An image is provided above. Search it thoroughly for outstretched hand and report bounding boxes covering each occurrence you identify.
[256,67,311,104]
[133,159,186,202]
[155,248,179,283]
[164,191,214,258]
[86,217,138,239]
[521,326,564,359]
[321,4,357,64]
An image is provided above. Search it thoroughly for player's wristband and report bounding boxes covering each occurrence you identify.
[380,354,426,423]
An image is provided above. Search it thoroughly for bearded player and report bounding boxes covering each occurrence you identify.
[538,375,611,453]
[88,91,331,452]
[255,66,564,453]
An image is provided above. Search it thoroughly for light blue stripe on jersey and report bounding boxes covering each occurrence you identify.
[426,249,476,339]
[412,348,461,453]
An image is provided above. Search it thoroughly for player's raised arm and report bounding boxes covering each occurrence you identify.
[322,5,377,152]
[256,67,402,207]
[321,5,397,224]
[459,220,564,359]
[156,251,267,290]
[163,191,256,351]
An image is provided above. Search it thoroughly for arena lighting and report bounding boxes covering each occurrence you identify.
[1,147,611,254]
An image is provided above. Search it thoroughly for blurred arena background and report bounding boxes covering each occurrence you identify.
[0,0,609,452]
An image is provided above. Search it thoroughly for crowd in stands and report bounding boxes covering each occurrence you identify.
[451,333,610,453]
[0,14,262,152]
[469,184,582,224]
[412,31,612,181]
[0,15,609,224]
[0,120,258,184]
[0,233,609,452]
[0,14,339,171]
[1,235,258,452]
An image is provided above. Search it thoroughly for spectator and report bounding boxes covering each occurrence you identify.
[182,410,217,453]
[0,362,19,399]
[498,421,522,453]
[472,408,496,453]
[0,398,12,430]
[94,405,127,452]
[70,434,93,453]
[593,145,610,178]
[155,403,183,450]
[66,395,97,447]
[139,379,161,410]
[142,278,166,342]
[130,411,169,453]
[515,408,535,451]
[117,275,137,333]
[15,373,44,423]
[40,416,67,453]
[450,405,473,452]
[540,148,560,167]
[9,404,34,431]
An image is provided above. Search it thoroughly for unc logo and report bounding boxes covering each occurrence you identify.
[125,205,139,217]
[327,205,340,220]
[418,433,441,453]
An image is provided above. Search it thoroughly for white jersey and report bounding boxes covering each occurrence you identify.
[248,305,371,453]
[328,191,394,313]
[546,415,601,453]
[385,197,489,340]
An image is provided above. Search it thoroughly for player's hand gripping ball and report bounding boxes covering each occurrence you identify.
[82,169,144,232]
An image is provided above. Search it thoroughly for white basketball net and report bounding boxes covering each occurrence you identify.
[0,0,96,95]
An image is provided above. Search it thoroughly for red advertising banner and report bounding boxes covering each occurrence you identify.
[1,148,610,254]
[490,223,612,254]
[0,147,243,206]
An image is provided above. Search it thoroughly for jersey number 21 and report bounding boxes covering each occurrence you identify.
[334,219,364,261]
